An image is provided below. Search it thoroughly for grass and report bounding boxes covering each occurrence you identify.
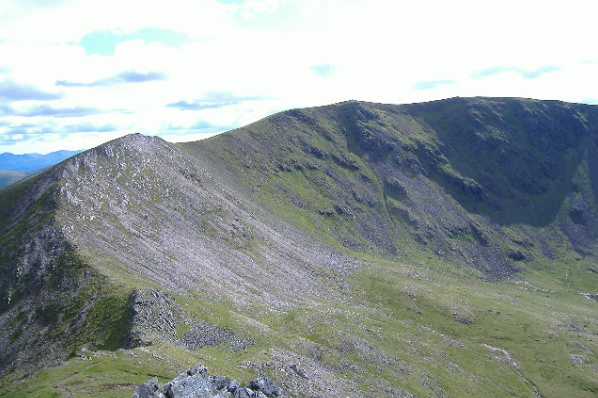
[2,98,598,396]
[2,217,597,397]
[348,257,598,397]
[1,344,191,398]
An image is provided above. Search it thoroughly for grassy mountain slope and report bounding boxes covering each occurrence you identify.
[194,97,598,275]
[1,98,598,397]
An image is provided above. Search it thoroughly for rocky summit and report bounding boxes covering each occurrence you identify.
[1,97,597,397]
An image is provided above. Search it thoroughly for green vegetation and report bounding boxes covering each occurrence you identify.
[1,98,598,396]
[4,256,597,397]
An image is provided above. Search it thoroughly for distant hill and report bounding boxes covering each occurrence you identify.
[1,97,597,397]
[0,170,27,189]
[0,150,82,172]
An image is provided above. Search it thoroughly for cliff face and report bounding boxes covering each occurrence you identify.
[1,98,598,397]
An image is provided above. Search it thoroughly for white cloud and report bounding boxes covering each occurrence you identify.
[0,0,233,43]
[0,0,597,153]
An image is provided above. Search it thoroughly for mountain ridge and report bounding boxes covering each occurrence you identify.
[0,150,83,173]
[191,97,598,273]
[0,150,83,189]
[0,170,27,190]
[1,97,598,397]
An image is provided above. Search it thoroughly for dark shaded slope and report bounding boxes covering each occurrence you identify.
[189,97,598,275]
[400,97,598,225]
[396,97,598,256]
[0,165,130,379]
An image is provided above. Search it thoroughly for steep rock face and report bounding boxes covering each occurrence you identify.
[0,165,130,377]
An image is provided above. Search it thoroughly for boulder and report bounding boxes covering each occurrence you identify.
[249,377,286,397]
[132,377,161,398]
[132,364,290,398]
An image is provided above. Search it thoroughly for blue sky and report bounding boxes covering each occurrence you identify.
[0,0,596,153]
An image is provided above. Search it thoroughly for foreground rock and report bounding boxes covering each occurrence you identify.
[133,363,290,398]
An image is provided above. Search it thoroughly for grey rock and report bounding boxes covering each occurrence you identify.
[165,372,212,398]
[570,354,589,365]
[133,364,290,398]
[209,375,232,390]
[233,387,256,398]
[288,363,308,379]
[226,379,241,392]
[132,377,160,398]
[188,363,209,377]
[249,377,285,397]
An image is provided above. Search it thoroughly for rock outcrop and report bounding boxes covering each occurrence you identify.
[133,363,290,398]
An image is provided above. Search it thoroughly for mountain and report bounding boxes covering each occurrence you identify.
[0,170,27,190]
[1,97,597,397]
[0,150,82,173]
